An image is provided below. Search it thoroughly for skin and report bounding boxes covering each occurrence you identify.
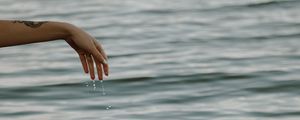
[0,20,109,80]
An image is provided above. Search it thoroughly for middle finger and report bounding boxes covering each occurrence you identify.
[86,54,95,80]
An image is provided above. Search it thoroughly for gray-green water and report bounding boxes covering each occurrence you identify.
[1,0,300,119]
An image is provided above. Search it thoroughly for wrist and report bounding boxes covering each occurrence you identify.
[46,21,77,39]
[57,22,80,38]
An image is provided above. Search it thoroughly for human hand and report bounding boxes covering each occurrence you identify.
[64,24,109,80]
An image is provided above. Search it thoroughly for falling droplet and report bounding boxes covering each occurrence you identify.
[100,80,106,95]
[84,81,89,87]
[93,80,96,91]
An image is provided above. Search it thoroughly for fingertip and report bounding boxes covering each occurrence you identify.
[91,76,95,80]
[98,73,103,80]
[79,54,89,74]
[104,64,109,76]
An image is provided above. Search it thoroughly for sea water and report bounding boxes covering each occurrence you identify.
[1,0,300,120]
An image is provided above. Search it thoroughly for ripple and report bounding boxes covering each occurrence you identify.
[246,111,300,117]
[245,80,300,94]
[0,111,45,117]
[245,0,297,8]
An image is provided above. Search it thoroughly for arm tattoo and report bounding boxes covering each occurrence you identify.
[12,20,47,28]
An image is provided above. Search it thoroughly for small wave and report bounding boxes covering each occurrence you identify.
[138,9,176,14]
[0,111,45,117]
[212,32,300,42]
[246,111,300,117]
[149,92,226,105]
[199,0,298,13]
[215,54,300,62]
[245,80,300,94]
[110,76,154,83]
[109,70,290,86]
[249,33,300,40]
[158,72,257,85]
[109,51,168,59]
[61,105,111,111]
[0,67,77,77]
[0,82,88,101]
[245,0,296,8]
[117,8,203,16]
[116,9,180,16]
[107,72,259,87]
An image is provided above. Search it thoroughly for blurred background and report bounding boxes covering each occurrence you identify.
[1,0,300,119]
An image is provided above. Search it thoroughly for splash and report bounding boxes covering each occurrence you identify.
[85,80,106,95]
[84,80,111,110]
[106,106,112,110]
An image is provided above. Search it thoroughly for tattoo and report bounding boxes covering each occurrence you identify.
[12,20,47,28]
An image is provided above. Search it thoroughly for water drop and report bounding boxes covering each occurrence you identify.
[106,105,112,110]
[93,80,96,91]
[84,81,89,87]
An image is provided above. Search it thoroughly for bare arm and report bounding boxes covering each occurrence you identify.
[0,20,109,80]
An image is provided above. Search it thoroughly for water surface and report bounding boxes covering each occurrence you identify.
[1,0,300,119]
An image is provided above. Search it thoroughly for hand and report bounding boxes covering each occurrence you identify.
[64,25,109,80]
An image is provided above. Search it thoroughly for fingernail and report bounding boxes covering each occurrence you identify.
[103,60,108,64]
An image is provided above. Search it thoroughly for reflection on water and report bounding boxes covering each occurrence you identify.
[1,0,300,119]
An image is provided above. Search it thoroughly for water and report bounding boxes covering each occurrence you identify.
[1,0,300,119]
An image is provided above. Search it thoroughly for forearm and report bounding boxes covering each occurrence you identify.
[0,20,72,47]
